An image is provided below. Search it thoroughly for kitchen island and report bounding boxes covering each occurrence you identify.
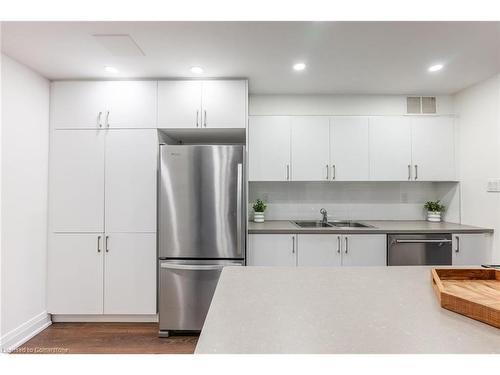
[195,266,500,354]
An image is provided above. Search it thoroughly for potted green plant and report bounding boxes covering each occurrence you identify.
[252,199,267,223]
[424,200,445,222]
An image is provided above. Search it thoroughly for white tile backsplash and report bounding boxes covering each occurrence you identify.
[249,181,460,222]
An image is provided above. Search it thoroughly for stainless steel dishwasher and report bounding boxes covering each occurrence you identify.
[387,234,453,266]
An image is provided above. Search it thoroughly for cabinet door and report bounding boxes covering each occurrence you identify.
[248,116,291,181]
[48,233,104,314]
[51,81,107,129]
[157,81,202,128]
[330,116,370,181]
[105,130,157,233]
[201,80,247,128]
[247,234,297,266]
[342,234,387,266]
[104,233,157,314]
[297,234,342,266]
[291,117,330,181]
[369,117,412,181]
[411,117,455,181]
[106,81,157,129]
[50,130,105,232]
[452,233,491,266]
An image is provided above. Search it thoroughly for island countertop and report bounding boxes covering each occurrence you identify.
[195,266,500,354]
[248,220,493,234]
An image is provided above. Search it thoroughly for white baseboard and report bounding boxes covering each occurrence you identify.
[51,314,158,323]
[1,312,52,353]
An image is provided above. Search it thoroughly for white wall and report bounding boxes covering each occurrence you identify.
[250,94,455,115]
[1,54,51,351]
[453,74,500,263]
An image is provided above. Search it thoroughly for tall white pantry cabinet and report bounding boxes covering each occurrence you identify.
[48,81,158,317]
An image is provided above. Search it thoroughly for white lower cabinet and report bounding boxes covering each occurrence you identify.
[248,234,386,267]
[247,234,297,266]
[48,232,156,315]
[452,233,491,266]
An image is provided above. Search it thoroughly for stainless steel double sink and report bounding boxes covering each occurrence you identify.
[293,220,375,228]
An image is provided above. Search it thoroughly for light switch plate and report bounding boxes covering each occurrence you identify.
[487,178,500,192]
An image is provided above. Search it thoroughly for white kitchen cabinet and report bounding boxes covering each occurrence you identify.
[105,130,157,233]
[452,233,491,266]
[201,80,247,128]
[158,80,247,129]
[50,130,105,232]
[51,81,157,129]
[249,116,291,181]
[330,116,370,181]
[291,117,330,181]
[157,81,202,128]
[297,234,342,266]
[411,117,455,181]
[341,234,387,266]
[103,233,157,314]
[247,234,297,266]
[48,233,104,314]
[369,117,412,181]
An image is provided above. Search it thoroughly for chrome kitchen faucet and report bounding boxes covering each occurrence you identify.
[320,208,328,224]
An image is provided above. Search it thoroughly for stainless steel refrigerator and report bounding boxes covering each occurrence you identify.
[158,144,245,337]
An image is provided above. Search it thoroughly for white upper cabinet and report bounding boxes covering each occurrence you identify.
[50,130,105,232]
[51,81,107,129]
[103,233,157,314]
[341,234,387,266]
[105,81,157,128]
[51,81,157,129]
[157,81,202,128]
[291,117,330,181]
[158,80,247,129]
[411,117,455,181]
[249,116,291,181]
[369,117,412,181]
[201,80,247,128]
[297,234,342,266]
[330,116,370,181]
[247,234,297,266]
[104,130,158,233]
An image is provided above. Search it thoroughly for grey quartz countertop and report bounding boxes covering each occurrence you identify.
[195,266,500,354]
[248,220,494,234]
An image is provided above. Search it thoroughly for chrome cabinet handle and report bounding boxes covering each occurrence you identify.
[105,235,109,252]
[97,235,102,253]
[408,165,411,180]
[345,236,349,254]
[196,110,199,127]
[97,112,103,128]
[455,236,460,253]
[337,236,341,254]
[292,236,295,254]
[236,164,243,257]
[332,165,336,180]
[105,110,110,127]
[414,165,418,180]
[204,110,207,127]
[286,164,290,181]
[325,164,329,180]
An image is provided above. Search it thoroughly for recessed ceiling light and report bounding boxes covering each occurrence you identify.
[190,66,204,74]
[293,62,306,71]
[428,64,444,72]
[104,66,118,73]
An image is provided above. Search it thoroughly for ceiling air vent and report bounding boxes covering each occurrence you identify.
[406,96,437,114]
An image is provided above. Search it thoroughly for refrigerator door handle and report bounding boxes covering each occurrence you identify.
[237,163,243,257]
[160,263,242,271]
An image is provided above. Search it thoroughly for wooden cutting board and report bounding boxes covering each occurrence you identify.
[431,268,500,328]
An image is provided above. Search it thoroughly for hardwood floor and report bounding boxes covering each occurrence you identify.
[12,323,198,354]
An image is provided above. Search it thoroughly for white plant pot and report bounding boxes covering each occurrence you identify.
[254,212,265,223]
[427,211,442,222]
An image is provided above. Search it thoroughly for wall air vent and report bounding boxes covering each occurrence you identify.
[406,96,437,114]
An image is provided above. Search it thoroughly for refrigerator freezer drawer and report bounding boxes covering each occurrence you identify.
[158,259,243,335]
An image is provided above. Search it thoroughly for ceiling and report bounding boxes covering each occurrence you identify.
[2,21,500,94]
